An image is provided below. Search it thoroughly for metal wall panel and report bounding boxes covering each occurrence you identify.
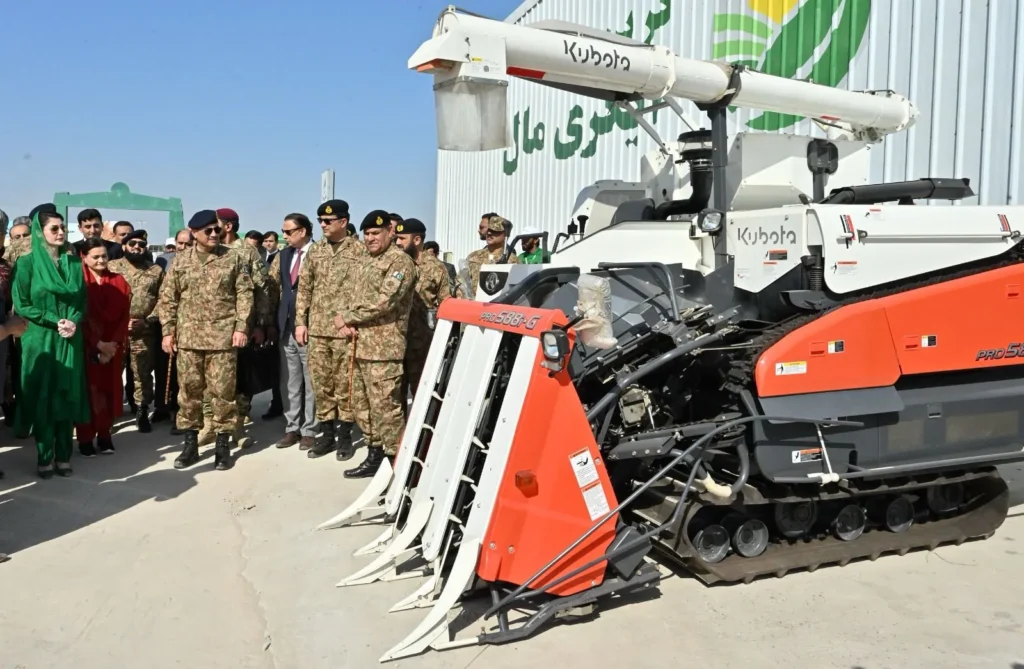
[435,0,1024,262]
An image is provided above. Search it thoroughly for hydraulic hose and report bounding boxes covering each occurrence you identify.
[585,329,730,427]
[482,414,863,618]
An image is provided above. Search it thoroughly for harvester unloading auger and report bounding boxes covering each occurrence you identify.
[319,7,1024,662]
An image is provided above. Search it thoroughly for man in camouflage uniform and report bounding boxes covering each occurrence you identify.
[190,207,271,448]
[394,217,451,402]
[457,214,520,298]
[158,209,254,471]
[295,199,365,460]
[336,209,417,479]
[108,228,163,433]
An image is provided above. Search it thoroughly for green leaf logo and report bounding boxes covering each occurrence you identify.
[712,0,872,131]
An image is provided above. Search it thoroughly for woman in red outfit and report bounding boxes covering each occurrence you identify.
[76,238,130,457]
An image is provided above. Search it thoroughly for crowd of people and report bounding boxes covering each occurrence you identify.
[0,203,545,484]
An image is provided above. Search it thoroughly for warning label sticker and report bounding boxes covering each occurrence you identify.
[791,448,823,464]
[828,340,845,354]
[581,481,610,521]
[834,261,858,275]
[775,361,807,376]
[569,449,599,488]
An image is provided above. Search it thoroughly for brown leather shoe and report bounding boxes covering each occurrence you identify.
[276,432,301,449]
[299,436,315,451]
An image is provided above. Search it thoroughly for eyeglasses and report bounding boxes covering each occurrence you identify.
[46,225,65,234]
[317,217,340,224]
[281,227,302,236]
[126,240,147,248]
[199,226,222,236]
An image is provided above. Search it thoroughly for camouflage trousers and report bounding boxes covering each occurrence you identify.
[352,359,405,456]
[176,348,238,433]
[308,335,363,424]
[128,332,156,407]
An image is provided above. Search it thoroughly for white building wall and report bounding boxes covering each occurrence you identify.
[435,0,1024,262]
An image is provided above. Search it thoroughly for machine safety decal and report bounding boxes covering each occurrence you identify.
[581,482,610,521]
[828,340,845,354]
[791,448,823,464]
[921,335,937,348]
[569,449,599,488]
[833,260,858,275]
[774,361,807,376]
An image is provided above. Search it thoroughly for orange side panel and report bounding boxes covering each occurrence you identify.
[755,300,902,397]
[477,342,618,597]
[756,263,1024,397]
[437,298,564,337]
[882,263,1024,374]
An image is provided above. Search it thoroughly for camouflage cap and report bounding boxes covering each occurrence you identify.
[485,215,509,234]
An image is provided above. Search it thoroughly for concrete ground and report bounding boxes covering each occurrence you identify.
[1,392,1023,669]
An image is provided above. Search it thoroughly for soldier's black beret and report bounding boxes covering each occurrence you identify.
[318,200,349,218]
[123,229,148,243]
[187,209,218,230]
[346,223,356,236]
[29,202,58,221]
[395,218,426,235]
[360,209,392,231]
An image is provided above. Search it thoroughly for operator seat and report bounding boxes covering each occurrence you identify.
[610,198,657,227]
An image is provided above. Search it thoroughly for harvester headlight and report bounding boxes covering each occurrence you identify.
[541,330,569,360]
[697,208,724,234]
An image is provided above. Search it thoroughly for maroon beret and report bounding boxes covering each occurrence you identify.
[216,207,239,222]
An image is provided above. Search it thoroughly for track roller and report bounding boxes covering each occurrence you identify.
[884,495,915,534]
[832,504,866,542]
[731,518,770,558]
[692,524,730,563]
[773,500,817,539]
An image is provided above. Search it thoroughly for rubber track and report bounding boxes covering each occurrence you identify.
[671,472,1009,585]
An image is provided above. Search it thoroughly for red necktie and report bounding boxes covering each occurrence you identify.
[290,250,303,285]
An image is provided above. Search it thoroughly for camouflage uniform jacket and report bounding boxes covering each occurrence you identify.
[408,252,452,352]
[460,246,520,298]
[294,237,365,338]
[108,257,164,332]
[227,237,272,329]
[157,245,255,350]
[338,244,417,361]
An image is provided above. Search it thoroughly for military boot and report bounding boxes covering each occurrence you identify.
[174,431,200,469]
[234,415,251,449]
[214,433,233,471]
[308,421,336,459]
[335,421,356,461]
[344,446,384,479]
[136,405,152,433]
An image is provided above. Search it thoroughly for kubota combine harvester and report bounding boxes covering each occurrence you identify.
[320,6,1023,662]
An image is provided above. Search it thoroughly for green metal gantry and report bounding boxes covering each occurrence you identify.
[53,182,185,235]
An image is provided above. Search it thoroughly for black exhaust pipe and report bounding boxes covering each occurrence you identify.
[654,147,714,220]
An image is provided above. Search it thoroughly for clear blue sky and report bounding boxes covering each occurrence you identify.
[1,0,523,243]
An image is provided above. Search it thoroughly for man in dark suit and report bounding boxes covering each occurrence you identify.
[74,208,123,260]
[271,213,316,449]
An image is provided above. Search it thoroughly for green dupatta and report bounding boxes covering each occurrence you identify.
[11,212,90,437]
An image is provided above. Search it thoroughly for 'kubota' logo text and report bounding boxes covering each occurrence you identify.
[735,226,797,246]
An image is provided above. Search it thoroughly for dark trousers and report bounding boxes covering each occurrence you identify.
[154,324,179,412]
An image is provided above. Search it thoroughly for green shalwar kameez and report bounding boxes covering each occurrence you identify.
[12,214,90,470]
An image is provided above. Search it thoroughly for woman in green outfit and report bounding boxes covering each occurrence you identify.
[12,203,90,478]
